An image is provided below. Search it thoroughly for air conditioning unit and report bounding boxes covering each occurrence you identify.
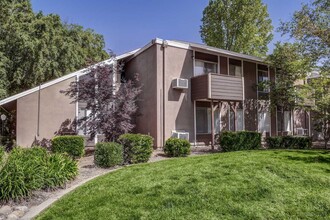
[172,78,188,89]
[172,131,189,140]
[296,128,308,136]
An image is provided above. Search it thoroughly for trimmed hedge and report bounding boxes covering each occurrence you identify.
[94,142,123,167]
[0,146,78,201]
[52,135,85,158]
[164,138,191,157]
[118,133,153,164]
[266,136,312,149]
[218,131,262,152]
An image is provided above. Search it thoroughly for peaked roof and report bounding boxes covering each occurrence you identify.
[0,49,139,106]
[0,38,266,106]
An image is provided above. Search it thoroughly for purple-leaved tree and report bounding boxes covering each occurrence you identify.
[62,60,141,142]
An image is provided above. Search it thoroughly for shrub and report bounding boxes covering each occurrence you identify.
[118,133,153,164]
[94,142,123,167]
[0,146,78,202]
[52,135,85,158]
[0,146,5,169]
[266,136,283,149]
[218,131,261,152]
[266,136,312,149]
[164,138,191,157]
[43,153,78,189]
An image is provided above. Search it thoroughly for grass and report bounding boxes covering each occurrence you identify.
[37,150,330,220]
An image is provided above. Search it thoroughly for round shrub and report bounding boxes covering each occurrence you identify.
[118,133,153,164]
[164,138,191,157]
[94,142,123,167]
[52,135,85,158]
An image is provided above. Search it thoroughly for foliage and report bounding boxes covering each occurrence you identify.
[272,0,330,148]
[94,142,123,168]
[200,0,273,57]
[51,136,85,158]
[163,138,191,157]
[118,133,153,164]
[37,150,330,220]
[266,136,312,149]
[218,131,261,152]
[43,153,78,189]
[0,146,78,202]
[0,146,6,170]
[0,0,108,98]
[266,43,312,111]
[62,64,142,142]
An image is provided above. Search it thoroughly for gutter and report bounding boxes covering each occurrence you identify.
[162,40,168,147]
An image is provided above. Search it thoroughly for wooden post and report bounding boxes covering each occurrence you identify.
[211,100,215,150]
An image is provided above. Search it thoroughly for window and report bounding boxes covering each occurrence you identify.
[277,110,292,134]
[228,109,244,131]
[194,60,217,76]
[196,107,220,134]
[258,111,270,134]
[257,64,269,93]
[78,105,91,135]
[229,58,242,76]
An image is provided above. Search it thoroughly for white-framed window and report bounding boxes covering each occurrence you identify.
[258,111,271,134]
[196,107,220,134]
[229,58,242,76]
[194,60,217,76]
[277,110,292,133]
[228,108,244,131]
[78,105,91,135]
[257,64,269,98]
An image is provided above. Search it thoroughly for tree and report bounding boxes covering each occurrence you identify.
[62,61,142,142]
[200,0,273,57]
[0,0,109,98]
[278,0,330,148]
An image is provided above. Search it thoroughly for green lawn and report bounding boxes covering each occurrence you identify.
[37,150,330,220]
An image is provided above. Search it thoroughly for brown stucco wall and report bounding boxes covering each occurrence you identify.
[163,45,194,143]
[243,61,258,131]
[16,77,76,147]
[125,44,160,146]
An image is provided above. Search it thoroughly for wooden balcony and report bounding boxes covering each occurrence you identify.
[191,73,243,101]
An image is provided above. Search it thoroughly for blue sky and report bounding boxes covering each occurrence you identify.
[31,0,308,55]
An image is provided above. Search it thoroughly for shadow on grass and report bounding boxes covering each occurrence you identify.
[286,155,330,164]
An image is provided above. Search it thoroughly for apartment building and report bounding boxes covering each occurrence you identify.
[0,39,312,147]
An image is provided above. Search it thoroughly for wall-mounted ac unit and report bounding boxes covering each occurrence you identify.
[172,131,189,140]
[296,128,308,136]
[172,78,188,89]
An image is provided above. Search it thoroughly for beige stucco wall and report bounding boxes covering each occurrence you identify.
[125,44,160,146]
[16,77,76,147]
[162,45,194,143]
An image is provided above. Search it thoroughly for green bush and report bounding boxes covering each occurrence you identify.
[43,153,78,189]
[94,142,123,167]
[218,131,261,152]
[118,133,153,164]
[266,136,312,149]
[52,135,85,158]
[0,146,5,169]
[164,138,191,157]
[0,146,78,202]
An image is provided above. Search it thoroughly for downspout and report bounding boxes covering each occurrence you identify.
[37,84,41,137]
[162,40,168,147]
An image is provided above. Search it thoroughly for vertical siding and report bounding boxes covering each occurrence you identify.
[210,75,243,100]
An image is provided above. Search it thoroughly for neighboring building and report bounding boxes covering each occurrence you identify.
[0,39,312,147]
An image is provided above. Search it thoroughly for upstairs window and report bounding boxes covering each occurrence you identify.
[194,60,217,76]
[257,64,269,99]
[229,58,242,77]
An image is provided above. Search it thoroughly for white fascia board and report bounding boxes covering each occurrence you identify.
[0,49,139,106]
